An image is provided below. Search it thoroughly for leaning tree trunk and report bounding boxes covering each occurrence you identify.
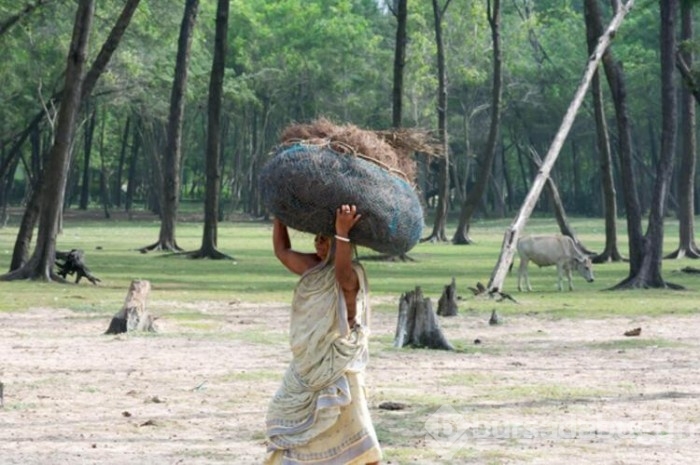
[395,287,453,350]
[141,0,199,253]
[1,0,95,282]
[487,1,634,293]
[9,180,42,271]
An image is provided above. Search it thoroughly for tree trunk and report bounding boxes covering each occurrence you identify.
[0,150,20,227]
[394,287,453,350]
[666,1,700,259]
[424,0,451,243]
[114,115,131,208]
[189,0,231,260]
[125,116,141,213]
[141,0,199,253]
[1,0,95,282]
[612,0,681,289]
[391,0,407,128]
[487,2,634,293]
[7,124,47,270]
[97,109,111,219]
[585,0,623,263]
[79,107,96,210]
[453,0,502,245]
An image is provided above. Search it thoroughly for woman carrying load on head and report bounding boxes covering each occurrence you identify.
[264,204,382,465]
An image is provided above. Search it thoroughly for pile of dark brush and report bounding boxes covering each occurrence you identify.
[55,249,100,285]
[259,119,440,255]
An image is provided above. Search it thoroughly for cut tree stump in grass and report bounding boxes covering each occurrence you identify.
[104,280,155,335]
[394,286,453,350]
[437,277,458,316]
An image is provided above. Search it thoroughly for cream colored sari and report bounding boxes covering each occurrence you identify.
[264,262,381,464]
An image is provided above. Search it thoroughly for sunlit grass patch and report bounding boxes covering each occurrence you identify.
[231,329,284,346]
[441,371,498,386]
[586,337,687,350]
[221,370,280,382]
[175,321,219,331]
[478,383,611,402]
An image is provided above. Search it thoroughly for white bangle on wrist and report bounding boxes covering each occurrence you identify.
[334,234,350,243]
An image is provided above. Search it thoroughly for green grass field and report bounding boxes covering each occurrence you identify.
[1,210,700,318]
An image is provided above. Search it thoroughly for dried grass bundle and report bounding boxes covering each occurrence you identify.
[278,118,440,183]
[260,119,436,254]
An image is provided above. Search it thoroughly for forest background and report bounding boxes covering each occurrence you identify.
[0,0,685,232]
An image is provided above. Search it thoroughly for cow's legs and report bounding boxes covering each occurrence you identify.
[518,257,531,291]
[555,263,564,291]
[566,266,574,291]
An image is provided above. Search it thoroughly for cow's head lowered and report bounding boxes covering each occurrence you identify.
[573,256,594,283]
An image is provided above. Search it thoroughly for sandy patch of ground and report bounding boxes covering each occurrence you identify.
[1,302,699,464]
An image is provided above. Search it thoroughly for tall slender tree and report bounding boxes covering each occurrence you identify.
[140,0,200,253]
[188,0,231,260]
[612,0,681,289]
[391,0,408,129]
[666,0,700,259]
[452,0,502,245]
[1,0,95,282]
[584,0,623,263]
[423,0,452,243]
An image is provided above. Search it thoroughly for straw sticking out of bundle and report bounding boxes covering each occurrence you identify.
[278,118,441,184]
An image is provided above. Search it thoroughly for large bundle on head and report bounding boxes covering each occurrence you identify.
[260,119,437,255]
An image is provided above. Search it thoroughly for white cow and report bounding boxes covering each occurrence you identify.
[516,235,594,292]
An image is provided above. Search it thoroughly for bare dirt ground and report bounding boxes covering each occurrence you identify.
[1,301,699,465]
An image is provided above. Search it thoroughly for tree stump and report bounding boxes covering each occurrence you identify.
[437,277,458,316]
[104,280,155,335]
[394,287,453,350]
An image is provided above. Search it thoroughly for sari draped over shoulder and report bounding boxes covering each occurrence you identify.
[265,262,381,465]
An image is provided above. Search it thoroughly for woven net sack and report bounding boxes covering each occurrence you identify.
[260,142,424,255]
